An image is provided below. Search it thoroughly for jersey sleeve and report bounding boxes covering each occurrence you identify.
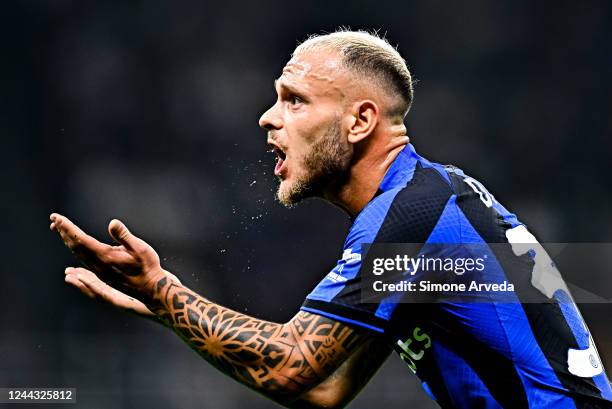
[301,165,456,334]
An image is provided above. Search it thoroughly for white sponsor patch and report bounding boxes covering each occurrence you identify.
[568,336,604,378]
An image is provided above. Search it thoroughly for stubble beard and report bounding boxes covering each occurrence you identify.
[276,120,352,207]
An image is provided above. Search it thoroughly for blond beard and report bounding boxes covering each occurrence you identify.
[277,119,351,207]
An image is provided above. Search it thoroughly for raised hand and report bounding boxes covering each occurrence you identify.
[50,213,172,301]
[64,266,156,318]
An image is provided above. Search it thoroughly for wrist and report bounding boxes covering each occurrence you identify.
[142,270,183,325]
[141,268,174,301]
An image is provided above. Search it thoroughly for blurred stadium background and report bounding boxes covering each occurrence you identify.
[2,1,611,408]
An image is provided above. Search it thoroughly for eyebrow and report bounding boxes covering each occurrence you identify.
[274,78,304,96]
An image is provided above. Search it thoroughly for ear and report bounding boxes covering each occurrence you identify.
[346,100,379,144]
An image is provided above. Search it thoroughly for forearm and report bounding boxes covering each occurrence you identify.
[146,276,361,404]
[49,214,363,403]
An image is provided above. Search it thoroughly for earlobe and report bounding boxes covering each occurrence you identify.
[347,100,378,144]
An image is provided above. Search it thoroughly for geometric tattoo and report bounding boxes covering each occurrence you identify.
[148,277,365,402]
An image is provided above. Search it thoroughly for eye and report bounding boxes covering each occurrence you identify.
[289,94,303,106]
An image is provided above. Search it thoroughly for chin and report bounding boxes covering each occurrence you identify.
[276,181,298,207]
[276,177,313,207]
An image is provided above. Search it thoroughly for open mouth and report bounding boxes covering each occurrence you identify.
[268,143,287,177]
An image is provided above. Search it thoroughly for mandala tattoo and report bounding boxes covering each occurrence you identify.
[149,277,365,400]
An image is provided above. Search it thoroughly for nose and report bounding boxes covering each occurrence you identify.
[259,103,283,131]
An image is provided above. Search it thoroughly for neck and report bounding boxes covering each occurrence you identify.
[325,127,409,217]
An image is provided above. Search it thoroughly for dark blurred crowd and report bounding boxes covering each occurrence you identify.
[2,1,611,408]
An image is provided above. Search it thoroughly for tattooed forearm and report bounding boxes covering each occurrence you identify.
[147,277,364,401]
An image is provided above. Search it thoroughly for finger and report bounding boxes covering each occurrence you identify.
[76,267,155,317]
[66,266,100,282]
[71,266,122,303]
[65,270,96,299]
[52,214,104,251]
[108,219,143,253]
[51,214,112,264]
[70,267,114,300]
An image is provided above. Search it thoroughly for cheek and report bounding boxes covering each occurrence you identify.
[284,126,312,163]
[284,106,339,168]
[287,105,331,142]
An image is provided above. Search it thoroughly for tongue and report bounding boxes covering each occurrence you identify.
[274,158,284,176]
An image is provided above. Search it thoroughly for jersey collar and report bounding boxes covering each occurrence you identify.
[378,143,421,193]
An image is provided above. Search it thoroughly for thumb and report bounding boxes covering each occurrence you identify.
[108,219,139,251]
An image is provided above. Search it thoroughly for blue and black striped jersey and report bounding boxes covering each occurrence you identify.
[301,144,612,408]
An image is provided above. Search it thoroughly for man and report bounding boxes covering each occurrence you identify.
[50,30,612,408]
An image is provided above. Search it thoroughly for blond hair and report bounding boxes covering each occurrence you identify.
[294,29,414,117]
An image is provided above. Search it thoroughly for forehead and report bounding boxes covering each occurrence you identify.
[277,51,348,97]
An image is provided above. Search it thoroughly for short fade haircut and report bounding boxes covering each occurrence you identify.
[293,29,414,118]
